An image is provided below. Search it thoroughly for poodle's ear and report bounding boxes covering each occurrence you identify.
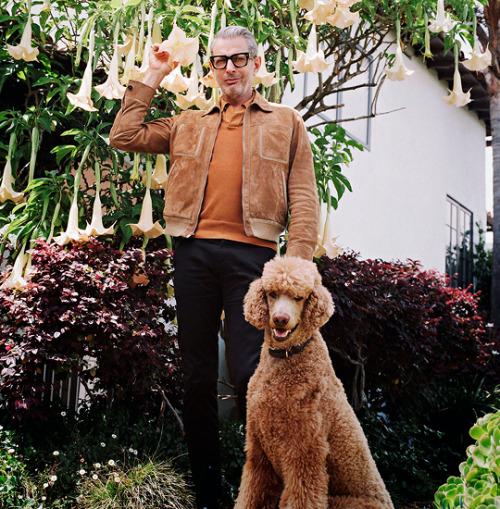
[302,283,334,333]
[243,278,269,330]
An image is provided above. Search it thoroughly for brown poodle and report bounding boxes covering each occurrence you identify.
[234,256,394,509]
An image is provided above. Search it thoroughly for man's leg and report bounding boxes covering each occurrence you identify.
[219,241,275,422]
[173,239,223,509]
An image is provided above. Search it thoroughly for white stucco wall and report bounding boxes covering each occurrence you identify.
[284,48,487,273]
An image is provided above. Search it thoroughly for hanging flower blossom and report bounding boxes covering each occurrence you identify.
[117,32,135,56]
[7,3,39,62]
[157,24,199,68]
[428,0,457,34]
[422,22,433,60]
[142,155,168,190]
[443,67,471,107]
[325,1,360,29]
[200,71,218,89]
[94,45,126,100]
[160,65,190,93]
[292,24,332,74]
[131,29,153,82]
[384,44,414,81]
[53,195,89,246]
[314,209,344,259]
[303,0,336,25]
[297,0,315,11]
[462,40,492,72]
[67,29,98,112]
[120,34,138,85]
[1,247,28,291]
[253,44,280,87]
[175,69,213,110]
[149,22,161,46]
[128,188,164,239]
[0,158,24,204]
[84,193,115,237]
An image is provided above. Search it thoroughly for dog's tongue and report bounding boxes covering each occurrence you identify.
[273,328,290,338]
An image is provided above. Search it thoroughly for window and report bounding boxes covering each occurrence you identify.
[445,196,473,288]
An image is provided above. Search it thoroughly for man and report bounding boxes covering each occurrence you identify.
[110,25,318,509]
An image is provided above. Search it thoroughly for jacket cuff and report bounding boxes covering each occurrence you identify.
[124,80,156,104]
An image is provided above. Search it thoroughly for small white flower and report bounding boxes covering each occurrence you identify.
[78,469,86,475]
[41,496,47,501]
[61,411,66,417]
[101,442,106,447]
[7,448,14,454]
[53,451,60,456]
[94,463,101,468]
[92,474,98,480]
[111,434,117,439]
[50,475,57,482]
[43,483,49,489]
[108,460,115,466]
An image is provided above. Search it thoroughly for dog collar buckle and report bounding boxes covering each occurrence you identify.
[268,337,313,359]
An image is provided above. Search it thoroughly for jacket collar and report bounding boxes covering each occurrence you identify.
[202,89,273,117]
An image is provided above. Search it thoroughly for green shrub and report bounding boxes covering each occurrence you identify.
[434,411,500,509]
[219,420,246,505]
[76,459,194,509]
[0,426,38,508]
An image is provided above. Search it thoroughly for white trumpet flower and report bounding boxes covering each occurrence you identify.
[157,24,199,68]
[200,71,218,89]
[175,69,212,110]
[142,155,169,190]
[462,41,492,72]
[292,24,332,74]
[7,7,39,62]
[84,193,115,237]
[2,247,28,291]
[314,209,343,259]
[443,67,471,107]
[428,0,457,34]
[128,188,164,239]
[53,195,89,246]
[67,29,98,111]
[0,159,24,204]
[384,44,414,81]
[252,44,280,87]
[94,45,126,100]
[160,65,190,93]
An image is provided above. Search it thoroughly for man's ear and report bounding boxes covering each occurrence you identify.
[253,55,262,75]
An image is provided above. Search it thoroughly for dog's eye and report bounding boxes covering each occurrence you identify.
[293,296,304,301]
[268,291,277,299]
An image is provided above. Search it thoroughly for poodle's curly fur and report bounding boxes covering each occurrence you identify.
[235,256,394,509]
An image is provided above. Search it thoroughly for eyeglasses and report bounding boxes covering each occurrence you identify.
[210,52,253,70]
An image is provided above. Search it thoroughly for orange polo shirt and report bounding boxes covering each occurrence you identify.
[194,94,276,251]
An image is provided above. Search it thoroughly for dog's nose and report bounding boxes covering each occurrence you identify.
[272,313,290,327]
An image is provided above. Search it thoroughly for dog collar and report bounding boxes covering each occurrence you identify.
[268,337,313,359]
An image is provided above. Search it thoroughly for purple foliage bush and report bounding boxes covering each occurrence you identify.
[0,239,182,420]
[318,252,497,414]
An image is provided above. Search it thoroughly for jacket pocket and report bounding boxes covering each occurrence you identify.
[259,124,292,164]
[172,124,206,157]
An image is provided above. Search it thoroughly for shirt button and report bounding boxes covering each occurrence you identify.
[127,85,133,90]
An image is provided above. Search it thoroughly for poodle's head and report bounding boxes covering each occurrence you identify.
[244,256,334,349]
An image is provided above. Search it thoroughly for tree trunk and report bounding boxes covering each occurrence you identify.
[487,72,500,326]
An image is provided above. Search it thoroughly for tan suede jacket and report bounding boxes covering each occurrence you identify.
[110,80,319,260]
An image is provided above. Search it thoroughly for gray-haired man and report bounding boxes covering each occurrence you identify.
[110,25,319,508]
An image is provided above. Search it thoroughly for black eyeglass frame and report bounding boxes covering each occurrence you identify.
[209,52,253,69]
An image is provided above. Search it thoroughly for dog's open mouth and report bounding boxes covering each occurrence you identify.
[272,323,299,342]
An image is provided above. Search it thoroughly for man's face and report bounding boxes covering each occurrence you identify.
[210,36,261,105]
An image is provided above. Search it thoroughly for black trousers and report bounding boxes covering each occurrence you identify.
[173,238,275,508]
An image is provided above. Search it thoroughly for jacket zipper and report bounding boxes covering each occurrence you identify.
[187,111,223,237]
